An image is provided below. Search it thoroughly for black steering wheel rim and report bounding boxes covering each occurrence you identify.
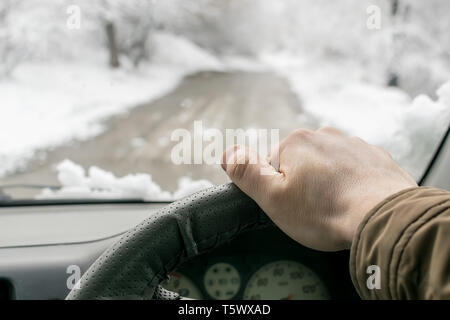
[66,183,273,300]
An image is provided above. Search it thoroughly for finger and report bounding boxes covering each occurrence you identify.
[221,145,284,205]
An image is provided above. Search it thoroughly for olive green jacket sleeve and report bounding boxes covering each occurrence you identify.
[350,187,450,299]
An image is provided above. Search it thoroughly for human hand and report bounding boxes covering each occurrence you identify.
[221,127,417,251]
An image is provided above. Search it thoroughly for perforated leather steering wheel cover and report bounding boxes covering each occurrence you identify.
[66,183,272,300]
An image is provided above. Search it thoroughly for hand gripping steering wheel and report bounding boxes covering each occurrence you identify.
[66,183,273,300]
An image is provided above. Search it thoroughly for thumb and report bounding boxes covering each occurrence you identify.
[221,145,283,205]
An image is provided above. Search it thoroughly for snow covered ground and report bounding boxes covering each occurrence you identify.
[1,31,449,200]
[34,63,450,201]
[36,159,213,201]
[259,52,450,179]
[0,32,223,178]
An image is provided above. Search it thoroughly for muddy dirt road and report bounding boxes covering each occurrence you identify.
[1,71,317,199]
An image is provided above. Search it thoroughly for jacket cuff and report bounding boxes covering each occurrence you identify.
[349,186,444,299]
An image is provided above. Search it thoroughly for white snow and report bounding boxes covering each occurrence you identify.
[1,46,449,189]
[150,32,224,72]
[36,159,213,201]
[1,0,450,199]
[259,52,450,179]
[0,32,223,178]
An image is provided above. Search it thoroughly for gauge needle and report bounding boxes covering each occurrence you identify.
[281,293,294,300]
[168,272,180,279]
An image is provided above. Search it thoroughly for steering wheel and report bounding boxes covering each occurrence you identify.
[66,183,273,300]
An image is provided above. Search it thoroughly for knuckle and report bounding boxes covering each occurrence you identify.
[318,126,342,135]
[350,136,365,143]
[290,128,313,140]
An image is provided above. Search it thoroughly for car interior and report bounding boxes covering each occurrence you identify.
[0,127,448,300]
[1,1,449,301]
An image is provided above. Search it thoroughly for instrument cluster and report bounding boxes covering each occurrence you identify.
[161,227,356,300]
[162,259,329,300]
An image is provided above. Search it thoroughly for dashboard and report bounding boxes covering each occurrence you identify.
[0,203,358,300]
[161,227,358,300]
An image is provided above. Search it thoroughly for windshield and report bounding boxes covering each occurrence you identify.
[0,0,449,202]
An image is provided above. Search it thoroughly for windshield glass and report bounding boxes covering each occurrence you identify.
[0,0,449,202]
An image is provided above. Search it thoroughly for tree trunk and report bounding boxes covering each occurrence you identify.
[387,0,400,87]
[391,0,399,16]
[105,22,120,68]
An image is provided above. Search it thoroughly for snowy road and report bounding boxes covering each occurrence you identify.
[2,71,317,198]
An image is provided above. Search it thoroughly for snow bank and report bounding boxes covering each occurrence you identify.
[261,52,450,179]
[36,160,213,201]
[0,32,224,178]
[0,63,182,177]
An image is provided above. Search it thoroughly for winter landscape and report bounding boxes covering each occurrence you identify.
[0,0,449,200]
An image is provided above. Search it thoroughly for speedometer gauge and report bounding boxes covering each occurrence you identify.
[244,260,329,300]
[162,272,203,299]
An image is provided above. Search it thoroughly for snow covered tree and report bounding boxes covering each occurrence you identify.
[0,0,27,77]
[74,0,160,68]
